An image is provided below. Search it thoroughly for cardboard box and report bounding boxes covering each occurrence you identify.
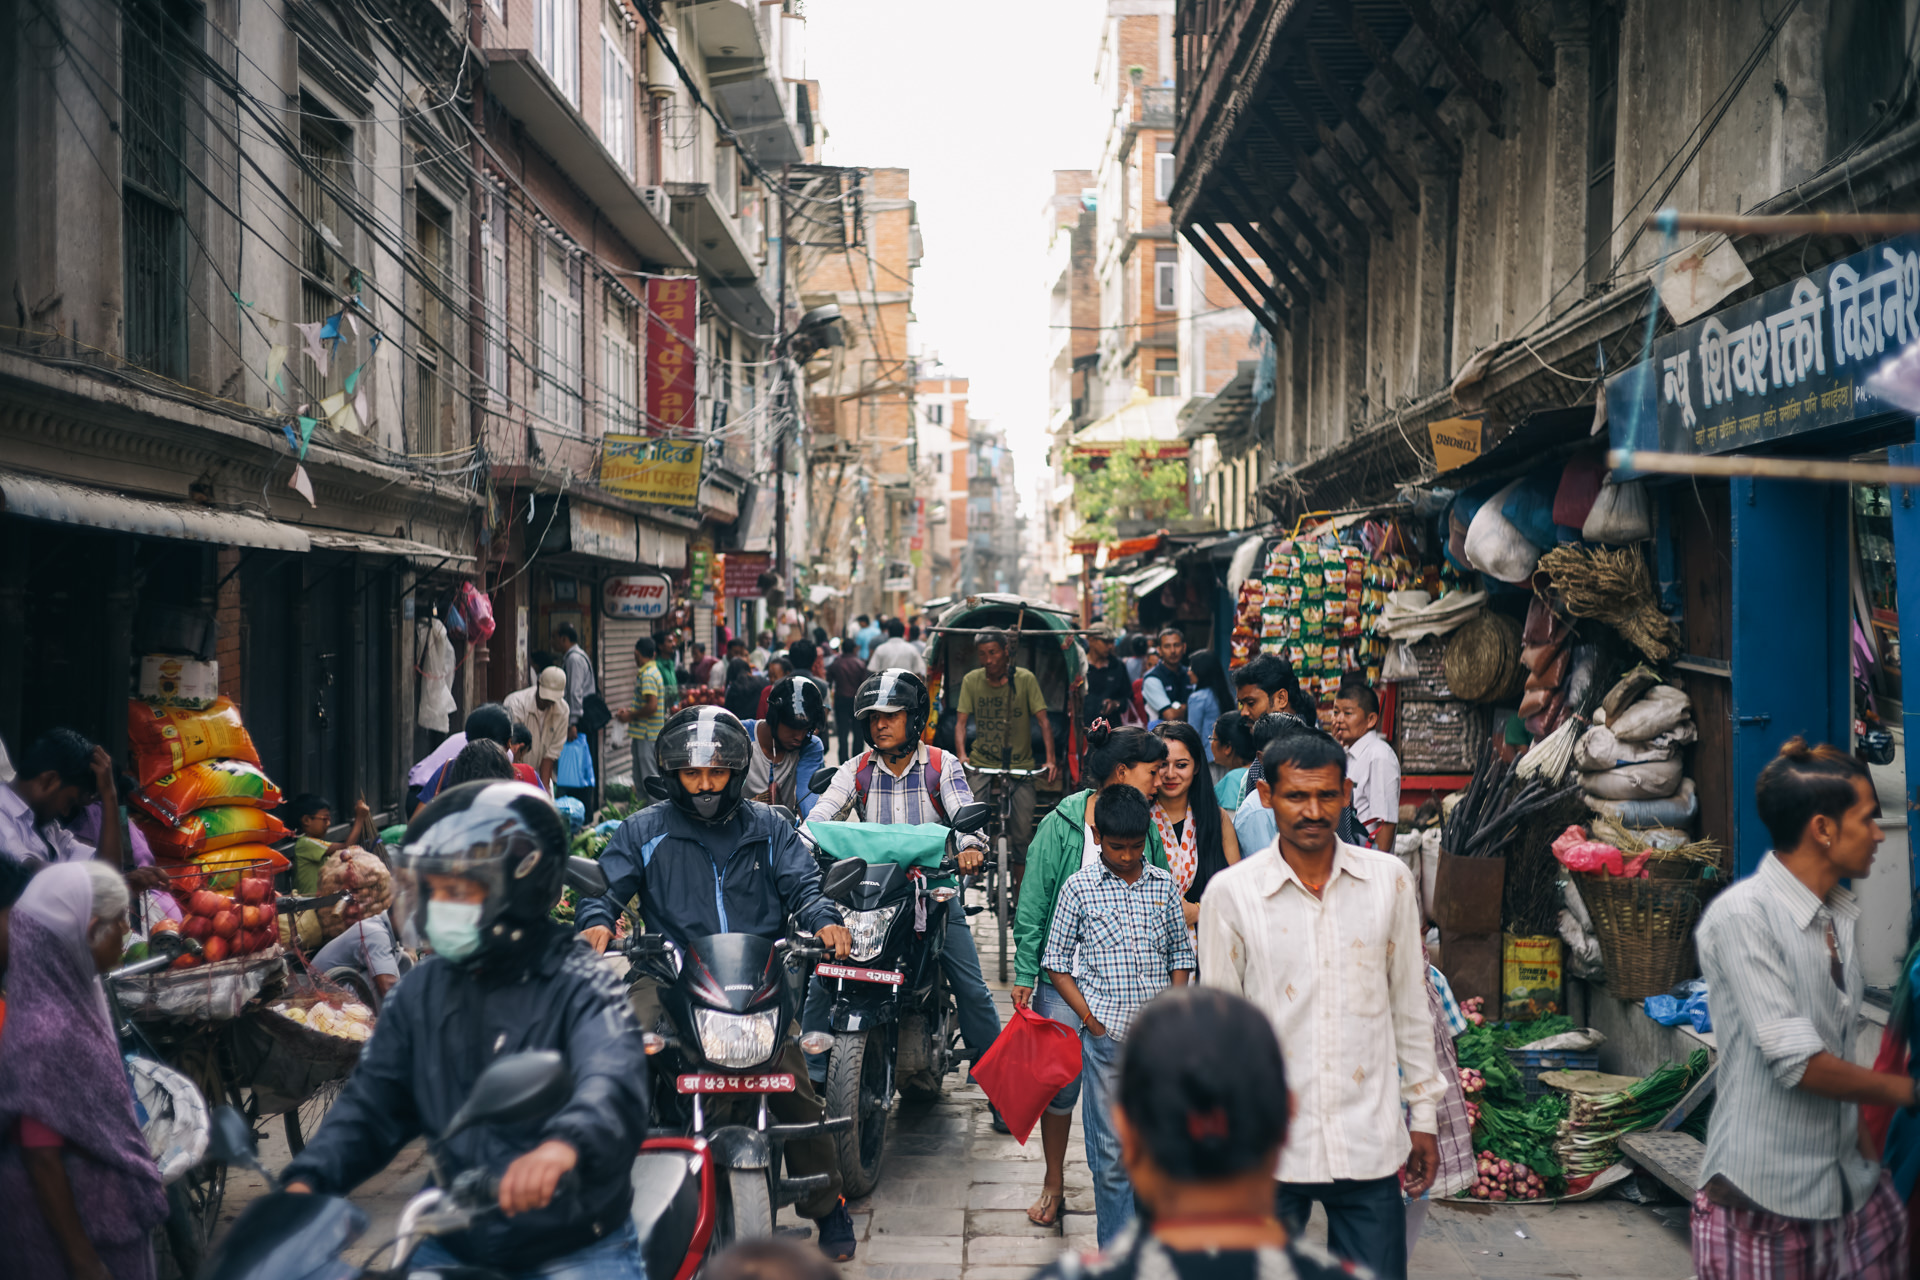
[1432,852,1504,934]
[138,654,219,708]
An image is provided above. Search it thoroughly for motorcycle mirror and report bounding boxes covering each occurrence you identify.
[950,802,992,835]
[644,775,671,801]
[820,857,868,900]
[565,856,608,897]
[440,1051,573,1142]
[768,804,797,826]
[208,1106,264,1175]
[807,766,838,795]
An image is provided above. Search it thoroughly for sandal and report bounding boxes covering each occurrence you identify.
[1027,1189,1064,1227]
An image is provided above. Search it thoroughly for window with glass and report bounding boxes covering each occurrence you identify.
[1154,246,1178,310]
[299,104,355,402]
[538,237,584,435]
[536,0,580,103]
[1153,355,1178,397]
[482,190,507,406]
[602,17,633,174]
[1585,2,1620,291]
[410,194,454,453]
[1155,137,1175,203]
[122,0,192,380]
[602,290,638,433]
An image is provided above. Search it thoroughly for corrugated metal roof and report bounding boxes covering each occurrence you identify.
[0,471,310,552]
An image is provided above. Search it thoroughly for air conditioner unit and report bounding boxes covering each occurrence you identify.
[640,186,670,221]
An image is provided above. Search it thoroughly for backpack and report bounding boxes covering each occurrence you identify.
[852,747,949,824]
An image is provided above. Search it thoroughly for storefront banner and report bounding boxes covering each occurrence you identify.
[569,501,638,563]
[603,572,673,620]
[601,435,704,508]
[647,277,699,433]
[724,552,771,599]
[1610,234,1920,455]
[1428,417,1483,471]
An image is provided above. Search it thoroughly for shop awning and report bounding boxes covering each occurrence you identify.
[306,529,475,568]
[0,471,310,552]
[1121,562,1180,596]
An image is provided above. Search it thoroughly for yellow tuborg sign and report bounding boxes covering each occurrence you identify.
[601,435,704,507]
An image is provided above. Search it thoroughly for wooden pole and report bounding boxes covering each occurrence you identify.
[1609,449,1920,486]
[1644,212,1920,236]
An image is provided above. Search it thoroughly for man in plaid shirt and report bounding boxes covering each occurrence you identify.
[1044,784,1198,1247]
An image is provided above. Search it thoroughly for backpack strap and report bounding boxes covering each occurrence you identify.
[924,747,949,824]
[853,750,876,817]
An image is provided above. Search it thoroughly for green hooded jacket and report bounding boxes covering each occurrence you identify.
[1012,788,1168,990]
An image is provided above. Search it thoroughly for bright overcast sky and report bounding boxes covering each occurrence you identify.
[803,0,1110,502]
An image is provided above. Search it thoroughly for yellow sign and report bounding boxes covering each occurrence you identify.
[1428,417,1484,472]
[601,435,704,507]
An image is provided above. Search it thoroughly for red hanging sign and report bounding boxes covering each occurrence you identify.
[646,277,698,435]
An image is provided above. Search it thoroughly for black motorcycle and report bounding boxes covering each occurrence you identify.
[581,853,865,1245]
[801,785,992,1199]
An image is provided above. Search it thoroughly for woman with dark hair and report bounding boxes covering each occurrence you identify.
[1151,722,1239,936]
[1184,650,1230,773]
[1011,721,1170,1228]
[1210,711,1256,811]
[442,738,517,788]
[723,658,768,721]
[1028,986,1355,1279]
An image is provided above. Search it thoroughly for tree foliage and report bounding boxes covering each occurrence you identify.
[1066,441,1189,543]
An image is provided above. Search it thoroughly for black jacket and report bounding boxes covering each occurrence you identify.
[1083,656,1133,725]
[281,928,648,1272]
[575,798,843,943]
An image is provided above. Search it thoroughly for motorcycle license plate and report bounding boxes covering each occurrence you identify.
[816,963,904,985]
[675,1073,797,1094]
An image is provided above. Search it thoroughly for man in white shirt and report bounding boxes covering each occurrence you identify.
[503,667,570,790]
[1199,729,1440,1280]
[1330,682,1400,850]
[868,617,926,677]
[0,729,120,867]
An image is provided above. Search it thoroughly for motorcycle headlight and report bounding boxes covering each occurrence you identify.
[693,1008,780,1069]
[844,906,899,962]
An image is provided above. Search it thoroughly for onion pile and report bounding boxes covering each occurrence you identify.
[1460,996,1487,1027]
[1469,1150,1545,1201]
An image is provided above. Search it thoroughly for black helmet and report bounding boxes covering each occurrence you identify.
[765,675,826,737]
[396,780,568,968]
[854,668,929,762]
[656,705,752,825]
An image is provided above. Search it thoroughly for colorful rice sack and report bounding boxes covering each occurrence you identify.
[130,760,284,825]
[128,697,260,787]
[163,844,291,895]
[137,806,289,857]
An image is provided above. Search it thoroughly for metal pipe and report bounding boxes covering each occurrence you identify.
[1643,212,1920,236]
[1609,449,1920,485]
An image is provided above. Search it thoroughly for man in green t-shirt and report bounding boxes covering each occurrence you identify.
[954,628,1057,868]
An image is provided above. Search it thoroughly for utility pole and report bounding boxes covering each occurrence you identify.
[773,164,790,598]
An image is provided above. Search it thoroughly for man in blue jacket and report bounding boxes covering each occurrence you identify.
[575,706,858,1261]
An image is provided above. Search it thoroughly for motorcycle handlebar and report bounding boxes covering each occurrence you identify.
[457,1168,580,1212]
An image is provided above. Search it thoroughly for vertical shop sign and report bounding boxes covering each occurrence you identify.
[647,277,699,434]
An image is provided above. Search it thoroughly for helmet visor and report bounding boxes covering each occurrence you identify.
[393,798,545,933]
[658,708,752,772]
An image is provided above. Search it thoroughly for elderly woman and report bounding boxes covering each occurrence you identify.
[0,861,167,1280]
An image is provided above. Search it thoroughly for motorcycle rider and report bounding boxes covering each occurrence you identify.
[742,675,829,814]
[576,705,860,1262]
[281,780,651,1278]
[802,669,1004,1116]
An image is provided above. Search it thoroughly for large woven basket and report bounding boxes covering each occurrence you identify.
[1578,872,1714,1000]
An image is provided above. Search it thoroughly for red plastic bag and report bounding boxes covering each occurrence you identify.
[971,1004,1084,1144]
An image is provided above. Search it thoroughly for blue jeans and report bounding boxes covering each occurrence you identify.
[1080,1025,1133,1247]
[1031,982,1084,1113]
[803,905,1002,1082]
[1277,1175,1407,1280]
[410,1218,647,1279]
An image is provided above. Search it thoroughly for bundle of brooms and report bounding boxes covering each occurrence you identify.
[1534,546,1680,662]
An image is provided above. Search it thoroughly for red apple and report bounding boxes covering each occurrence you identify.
[241,906,265,930]
[200,935,230,964]
[189,890,230,918]
[265,914,281,942]
[183,915,213,941]
[238,878,271,905]
[210,910,239,939]
[170,954,200,970]
[238,929,264,954]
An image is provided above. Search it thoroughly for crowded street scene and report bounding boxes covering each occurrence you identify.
[7,1,1920,1278]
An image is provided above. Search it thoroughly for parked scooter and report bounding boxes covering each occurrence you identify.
[800,775,993,1198]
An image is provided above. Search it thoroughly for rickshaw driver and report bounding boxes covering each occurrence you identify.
[952,628,1057,887]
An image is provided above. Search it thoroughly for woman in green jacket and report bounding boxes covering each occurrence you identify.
[1013,721,1169,1227]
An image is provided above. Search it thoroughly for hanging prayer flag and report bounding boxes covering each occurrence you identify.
[289,464,316,507]
[266,343,289,394]
[297,323,329,377]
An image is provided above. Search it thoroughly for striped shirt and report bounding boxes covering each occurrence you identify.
[804,745,984,851]
[629,664,666,742]
[1696,852,1880,1219]
[1042,862,1197,1041]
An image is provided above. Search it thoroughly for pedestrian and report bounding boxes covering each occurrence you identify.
[852,614,882,661]
[312,908,405,1003]
[554,622,597,742]
[713,639,748,690]
[758,656,793,719]
[406,702,509,810]
[750,631,775,672]
[1150,722,1240,943]
[656,632,685,701]
[615,636,667,799]
[1025,987,1363,1280]
[0,861,168,1280]
[1083,621,1133,729]
[1331,681,1400,850]
[1407,962,1479,1259]
[0,729,121,869]
[954,629,1059,885]
[1042,783,1197,1245]
[686,640,717,689]
[1184,649,1229,775]
[724,658,769,721]
[1691,737,1912,1280]
[825,644,871,762]
[1141,626,1191,727]
[1123,634,1149,682]
[1199,728,1441,1280]
[787,638,830,702]
[287,792,376,894]
[869,617,926,677]
[1011,721,1169,1229]
[504,667,570,791]
[509,722,541,783]
[412,705,543,812]
[1210,711,1256,811]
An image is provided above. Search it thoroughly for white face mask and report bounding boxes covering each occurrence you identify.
[425,899,484,960]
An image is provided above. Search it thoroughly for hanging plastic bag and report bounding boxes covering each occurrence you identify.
[557,735,596,789]
[418,618,457,734]
[1382,640,1420,682]
[971,1005,1084,1144]
[1465,480,1545,583]
[458,582,497,647]
[1581,480,1653,542]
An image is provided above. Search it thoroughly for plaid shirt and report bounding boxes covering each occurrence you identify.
[1424,966,1478,1199]
[805,746,985,850]
[1042,862,1196,1041]
[1430,964,1469,1037]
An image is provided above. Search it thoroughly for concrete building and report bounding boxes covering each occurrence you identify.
[915,362,970,599]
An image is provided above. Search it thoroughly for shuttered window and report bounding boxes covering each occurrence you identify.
[122,0,190,378]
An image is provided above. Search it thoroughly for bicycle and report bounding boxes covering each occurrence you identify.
[961,765,1048,983]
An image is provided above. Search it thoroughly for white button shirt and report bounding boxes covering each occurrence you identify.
[1199,840,1441,1184]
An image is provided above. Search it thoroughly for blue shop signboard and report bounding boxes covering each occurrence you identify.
[1608,234,1920,454]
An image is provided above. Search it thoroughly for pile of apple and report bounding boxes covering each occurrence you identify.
[163,872,280,968]
[1468,1151,1546,1201]
[673,686,726,711]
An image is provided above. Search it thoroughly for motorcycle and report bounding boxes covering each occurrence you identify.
[799,777,992,1199]
[581,838,866,1251]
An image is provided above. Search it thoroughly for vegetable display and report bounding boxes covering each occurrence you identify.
[268,998,374,1042]
[1555,1049,1711,1177]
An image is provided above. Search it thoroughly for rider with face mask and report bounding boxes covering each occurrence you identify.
[575,706,861,1261]
[280,781,653,1278]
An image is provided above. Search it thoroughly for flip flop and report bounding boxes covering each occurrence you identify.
[1027,1190,1063,1227]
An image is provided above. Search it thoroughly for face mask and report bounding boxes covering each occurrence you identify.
[425,900,484,960]
[690,791,724,820]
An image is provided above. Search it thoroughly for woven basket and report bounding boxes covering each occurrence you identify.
[1579,872,1713,999]
[1443,612,1524,703]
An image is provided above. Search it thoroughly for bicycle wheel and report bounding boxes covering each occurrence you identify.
[995,833,1010,983]
[283,1075,346,1154]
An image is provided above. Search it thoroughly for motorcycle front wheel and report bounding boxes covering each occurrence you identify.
[719,1165,773,1244]
[825,1028,890,1199]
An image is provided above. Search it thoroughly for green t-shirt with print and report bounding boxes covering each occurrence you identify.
[958,667,1047,770]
